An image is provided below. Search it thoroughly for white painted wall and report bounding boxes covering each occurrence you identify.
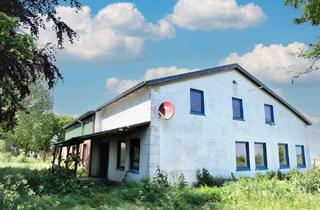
[309,136,320,163]
[98,87,151,132]
[107,126,150,182]
[150,70,311,184]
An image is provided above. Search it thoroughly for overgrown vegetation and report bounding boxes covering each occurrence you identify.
[1,157,320,209]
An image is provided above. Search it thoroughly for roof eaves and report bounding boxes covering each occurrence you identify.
[145,63,237,86]
[55,121,150,146]
[63,110,95,129]
[96,81,147,111]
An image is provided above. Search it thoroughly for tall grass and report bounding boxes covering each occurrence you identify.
[1,155,320,209]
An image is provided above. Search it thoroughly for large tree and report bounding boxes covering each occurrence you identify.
[7,81,74,157]
[285,0,320,79]
[0,0,80,130]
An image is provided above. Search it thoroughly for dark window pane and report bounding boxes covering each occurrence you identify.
[255,143,267,169]
[236,142,249,169]
[278,144,289,167]
[117,142,126,169]
[233,98,243,120]
[190,89,204,114]
[130,139,140,171]
[264,104,274,123]
[296,145,305,167]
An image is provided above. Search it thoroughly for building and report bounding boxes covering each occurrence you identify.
[52,63,312,184]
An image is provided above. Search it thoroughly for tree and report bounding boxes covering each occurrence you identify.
[285,0,320,79]
[0,0,81,130]
[9,81,53,156]
[7,81,74,158]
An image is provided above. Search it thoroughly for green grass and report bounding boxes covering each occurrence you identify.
[1,154,320,210]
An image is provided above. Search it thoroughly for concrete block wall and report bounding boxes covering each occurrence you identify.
[149,70,310,184]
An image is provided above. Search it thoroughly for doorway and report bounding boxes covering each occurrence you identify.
[99,141,109,178]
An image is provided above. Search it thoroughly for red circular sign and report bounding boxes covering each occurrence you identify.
[158,101,175,120]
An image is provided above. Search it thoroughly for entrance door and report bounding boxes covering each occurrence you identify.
[99,141,109,178]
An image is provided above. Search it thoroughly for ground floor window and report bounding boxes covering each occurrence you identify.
[295,145,306,168]
[278,144,290,168]
[236,141,250,171]
[117,141,126,170]
[255,142,267,170]
[129,139,140,172]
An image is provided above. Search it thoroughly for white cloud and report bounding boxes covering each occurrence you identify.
[169,0,265,30]
[106,66,197,94]
[144,66,195,80]
[39,3,175,61]
[106,77,139,94]
[220,42,319,83]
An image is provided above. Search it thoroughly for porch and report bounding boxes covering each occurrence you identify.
[51,122,150,181]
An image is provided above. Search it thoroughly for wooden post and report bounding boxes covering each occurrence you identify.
[58,146,63,167]
[51,146,57,172]
[74,143,80,177]
[65,145,71,172]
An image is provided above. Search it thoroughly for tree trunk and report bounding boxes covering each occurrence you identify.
[24,143,29,157]
[43,150,47,161]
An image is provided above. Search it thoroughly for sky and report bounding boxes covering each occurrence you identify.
[45,0,320,141]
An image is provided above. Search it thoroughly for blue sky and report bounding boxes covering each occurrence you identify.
[49,0,319,130]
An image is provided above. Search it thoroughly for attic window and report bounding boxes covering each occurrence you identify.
[232,97,244,120]
[190,88,205,115]
[264,104,275,124]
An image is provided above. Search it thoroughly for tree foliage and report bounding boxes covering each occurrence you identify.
[4,81,74,157]
[285,0,320,79]
[0,0,80,130]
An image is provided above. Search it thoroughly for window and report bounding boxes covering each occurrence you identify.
[255,143,267,170]
[232,98,244,120]
[236,142,250,171]
[295,145,306,168]
[117,141,126,170]
[264,104,274,124]
[129,139,140,171]
[190,88,205,115]
[278,144,290,168]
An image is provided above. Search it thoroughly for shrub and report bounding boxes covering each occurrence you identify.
[16,154,29,163]
[139,168,170,204]
[77,166,87,177]
[294,168,320,193]
[173,174,188,190]
[170,187,221,210]
[0,174,35,209]
[193,168,226,187]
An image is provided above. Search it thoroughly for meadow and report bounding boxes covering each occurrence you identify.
[1,153,320,210]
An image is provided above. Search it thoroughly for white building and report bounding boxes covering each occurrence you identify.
[53,64,312,184]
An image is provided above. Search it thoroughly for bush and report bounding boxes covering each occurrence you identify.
[139,168,171,204]
[0,174,35,209]
[77,166,87,178]
[170,187,221,210]
[16,154,29,163]
[193,168,226,187]
[290,168,320,193]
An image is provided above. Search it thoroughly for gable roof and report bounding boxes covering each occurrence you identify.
[91,63,311,126]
